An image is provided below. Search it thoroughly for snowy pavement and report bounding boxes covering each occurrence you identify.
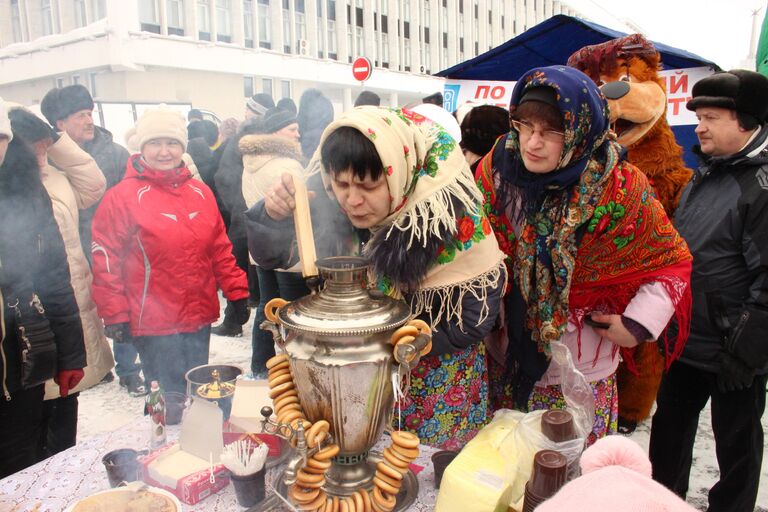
[77,309,768,511]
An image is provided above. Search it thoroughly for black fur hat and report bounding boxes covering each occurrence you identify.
[40,84,94,126]
[686,69,768,122]
[460,105,510,156]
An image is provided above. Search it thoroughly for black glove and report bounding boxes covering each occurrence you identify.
[232,299,251,325]
[717,351,756,393]
[104,322,130,343]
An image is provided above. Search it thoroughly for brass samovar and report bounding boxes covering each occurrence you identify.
[260,256,429,506]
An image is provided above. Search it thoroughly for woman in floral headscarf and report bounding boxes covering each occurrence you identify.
[476,66,692,445]
[246,106,506,449]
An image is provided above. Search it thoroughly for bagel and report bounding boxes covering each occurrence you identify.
[372,485,396,511]
[299,490,327,511]
[359,489,372,512]
[264,297,288,323]
[273,392,300,410]
[382,448,410,470]
[339,498,349,512]
[277,408,304,425]
[268,371,294,388]
[301,464,328,475]
[408,318,431,335]
[313,444,340,461]
[266,353,289,369]
[352,490,365,512]
[374,470,401,489]
[275,402,303,416]
[376,461,404,481]
[420,338,433,356]
[290,484,319,504]
[390,442,419,461]
[268,359,291,374]
[306,457,332,471]
[268,380,296,399]
[306,420,330,448]
[373,475,400,496]
[297,468,325,485]
[323,497,335,512]
[390,430,420,449]
[389,325,419,345]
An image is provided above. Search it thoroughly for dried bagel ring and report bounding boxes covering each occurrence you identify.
[420,338,433,356]
[391,443,419,461]
[268,380,295,399]
[376,461,404,481]
[266,352,289,369]
[313,443,340,461]
[374,470,401,489]
[390,430,420,450]
[275,402,302,416]
[290,484,320,504]
[339,498,350,512]
[373,475,400,496]
[358,489,373,512]
[407,318,431,335]
[372,485,397,511]
[389,325,419,345]
[277,408,304,425]
[264,297,288,323]
[351,490,365,512]
[299,490,328,511]
[382,448,410,470]
[306,420,330,448]
[273,391,299,409]
[268,371,294,388]
[306,457,332,471]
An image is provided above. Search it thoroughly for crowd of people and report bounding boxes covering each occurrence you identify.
[0,65,765,511]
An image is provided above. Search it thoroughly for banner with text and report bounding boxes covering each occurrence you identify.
[444,66,714,126]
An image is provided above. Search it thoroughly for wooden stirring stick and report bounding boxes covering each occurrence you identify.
[291,176,318,278]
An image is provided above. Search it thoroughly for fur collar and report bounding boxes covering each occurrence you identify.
[238,134,302,161]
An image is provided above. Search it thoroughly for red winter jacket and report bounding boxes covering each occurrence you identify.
[91,155,248,336]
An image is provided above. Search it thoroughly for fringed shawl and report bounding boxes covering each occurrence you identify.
[316,107,506,329]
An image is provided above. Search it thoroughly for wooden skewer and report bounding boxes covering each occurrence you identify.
[292,176,318,278]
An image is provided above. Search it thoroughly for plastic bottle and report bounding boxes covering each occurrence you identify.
[146,380,167,449]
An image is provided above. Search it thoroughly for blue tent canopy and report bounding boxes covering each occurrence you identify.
[436,15,718,80]
[436,14,718,168]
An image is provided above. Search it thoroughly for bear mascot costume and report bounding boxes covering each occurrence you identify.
[568,34,692,433]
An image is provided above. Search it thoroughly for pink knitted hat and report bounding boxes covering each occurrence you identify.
[535,436,698,512]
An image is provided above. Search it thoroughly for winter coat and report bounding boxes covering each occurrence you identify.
[39,134,114,399]
[213,137,249,242]
[240,134,305,210]
[244,173,503,356]
[90,154,249,337]
[79,126,129,260]
[674,126,768,373]
[0,138,86,398]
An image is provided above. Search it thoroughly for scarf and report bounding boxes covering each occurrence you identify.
[316,107,506,330]
[477,66,691,385]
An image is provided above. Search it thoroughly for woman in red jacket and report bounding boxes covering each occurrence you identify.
[91,107,249,394]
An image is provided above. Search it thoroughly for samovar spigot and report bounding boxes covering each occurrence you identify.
[393,332,431,369]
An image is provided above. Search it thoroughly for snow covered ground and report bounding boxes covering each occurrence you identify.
[77,305,768,511]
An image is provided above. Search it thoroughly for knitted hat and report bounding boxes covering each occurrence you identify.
[246,93,275,116]
[687,69,768,122]
[40,84,94,126]
[297,89,335,159]
[262,107,297,134]
[460,105,509,156]
[354,90,381,107]
[536,436,698,512]
[127,106,188,151]
[0,97,12,142]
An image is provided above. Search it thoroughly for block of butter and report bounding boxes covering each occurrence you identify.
[434,410,523,512]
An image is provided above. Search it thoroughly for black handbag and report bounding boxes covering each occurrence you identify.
[8,293,57,389]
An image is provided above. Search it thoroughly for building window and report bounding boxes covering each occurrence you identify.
[382,32,389,66]
[347,25,353,60]
[403,0,410,21]
[244,76,254,97]
[296,11,307,40]
[217,0,232,42]
[41,0,56,35]
[167,0,185,35]
[72,75,81,85]
[424,43,430,73]
[404,39,411,67]
[262,77,273,96]
[244,0,254,47]
[327,0,336,20]
[139,0,160,33]
[91,0,106,19]
[257,0,271,49]
[355,26,363,56]
[74,0,87,27]
[197,0,211,40]
[281,80,291,99]
[327,19,337,58]
[56,77,66,88]
[11,0,23,42]
[459,14,464,37]
[423,1,430,28]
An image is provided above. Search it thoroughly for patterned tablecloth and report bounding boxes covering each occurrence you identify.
[0,418,441,512]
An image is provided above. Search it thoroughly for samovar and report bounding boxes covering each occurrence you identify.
[260,256,429,504]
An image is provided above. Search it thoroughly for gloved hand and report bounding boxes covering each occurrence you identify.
[232,299,251,325]
[104,322,130,343]
[55,369,84,397]
[717,351,756,393]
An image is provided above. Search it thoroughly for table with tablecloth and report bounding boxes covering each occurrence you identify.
[0,418,441,512]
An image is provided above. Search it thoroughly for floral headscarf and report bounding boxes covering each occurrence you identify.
[315,107,506,329]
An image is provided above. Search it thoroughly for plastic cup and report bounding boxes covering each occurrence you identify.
[230,468,266,507]
[102,449,139,488]
[163,391,187,425]
[431,450,459,489]
[541,409,577,442]
[523,450,567,512]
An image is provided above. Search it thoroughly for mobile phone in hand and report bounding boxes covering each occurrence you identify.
[584,316,611,330]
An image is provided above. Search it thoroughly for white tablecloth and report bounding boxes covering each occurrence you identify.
[0,418,440,511]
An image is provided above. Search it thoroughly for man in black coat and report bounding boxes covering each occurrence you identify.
[0,100,86,478]
[40,85,144,397]
[649,70,768,512]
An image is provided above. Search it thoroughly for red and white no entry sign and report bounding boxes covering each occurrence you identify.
[352,57,372,82]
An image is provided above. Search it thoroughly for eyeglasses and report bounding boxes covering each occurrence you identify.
[511,120,565,144]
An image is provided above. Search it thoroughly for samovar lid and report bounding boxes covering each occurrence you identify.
[277,256,412,336]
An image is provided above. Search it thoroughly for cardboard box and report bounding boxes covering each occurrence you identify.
[139,399,230,505]
[227,379,283,458]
